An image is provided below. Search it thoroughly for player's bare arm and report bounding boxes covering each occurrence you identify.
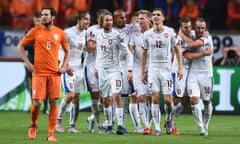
[179,30,204,49]
[174,45,183,80]
[65,64,74,76]
[86,40,96,52]
[59,46,70,74]
[183,47,213,61]
[141,48,147,84]
[17,41,35,72]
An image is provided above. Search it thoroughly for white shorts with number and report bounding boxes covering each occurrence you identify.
[172,67,189,98]
[187,71,212,101]
[122,69,131,94]
[62,65,84,93]
[133,69,148,97]
[98,68,122,98]
[85,65,99,92]
[148,67,172,95]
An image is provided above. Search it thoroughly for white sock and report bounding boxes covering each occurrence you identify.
[122,96,129,126]
[129,103,141,129]
[191,103,204,130]
[111,97,116,122]
[69,103,79,127]
[89,113,94,119]
[151,104,161,131]
[204,102,213,131]
[139,102,150,128]
[171,102,184,124]
[115,108,124,126]
[103,106,112,126]
[91,99,101,126]
[164,103,173,121]
[58,100,68,121]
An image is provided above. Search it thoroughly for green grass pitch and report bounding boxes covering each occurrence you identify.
[0,111,239,144]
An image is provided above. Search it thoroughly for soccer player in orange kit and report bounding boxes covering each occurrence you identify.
[17,6,70,142]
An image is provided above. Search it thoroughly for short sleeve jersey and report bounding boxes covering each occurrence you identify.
[190,35,213,75]
[96,29,130,69]
[21,25,69,75]
[64,26,86,66]
[143,27,177,68]
[85,24,102,66]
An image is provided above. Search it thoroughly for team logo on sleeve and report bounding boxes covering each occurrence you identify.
[125,30,129,35]
[164,33,169,38]
[108,39,112,45]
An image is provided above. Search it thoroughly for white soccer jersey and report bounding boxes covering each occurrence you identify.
[143,27,177,68]
[96,29,133,97]
[66,26,86,64]
[84,24,102,92]
[190,35,213,75]
[129,26,148,96]
[113,25,131,94]
[172,30,196,72]
[171,30,196,97]
[114,24,131,67]
[187,34,214,99]
[85,24,102,67]
[95,29,133,70]
[60,26,87,93]
[129,27,143,69]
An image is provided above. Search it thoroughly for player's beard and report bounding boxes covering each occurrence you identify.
[104,25,112,32]
[42,21,52,28]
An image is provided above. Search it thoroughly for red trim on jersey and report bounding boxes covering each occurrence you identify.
[88,39,95,43]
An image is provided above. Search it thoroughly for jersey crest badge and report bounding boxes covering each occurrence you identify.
[54,34,59,40]
[90,31,95,37]
[108,39,112,45]
[164,33,169,38]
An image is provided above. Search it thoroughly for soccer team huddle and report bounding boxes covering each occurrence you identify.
[17,6,213,142]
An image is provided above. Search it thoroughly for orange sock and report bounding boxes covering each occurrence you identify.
[30,105,40,127]
[48,105,58,136]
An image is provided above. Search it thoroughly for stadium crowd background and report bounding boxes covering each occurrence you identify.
[1,0,240,66]
[0,0,240,31]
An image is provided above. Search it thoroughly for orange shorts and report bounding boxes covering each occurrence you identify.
[32,75,61,100]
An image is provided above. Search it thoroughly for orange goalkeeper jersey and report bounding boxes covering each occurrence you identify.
[21,25,69,75]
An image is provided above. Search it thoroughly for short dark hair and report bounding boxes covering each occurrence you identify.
[196,17,206,23]
[137,9,151,18]
[96,9,110,19]
[41,6,56,17]
[99,10,112,25]
[76,10,89,20]
[179,16,191,26]
[34,12,41,18]
[152,8,164,16]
